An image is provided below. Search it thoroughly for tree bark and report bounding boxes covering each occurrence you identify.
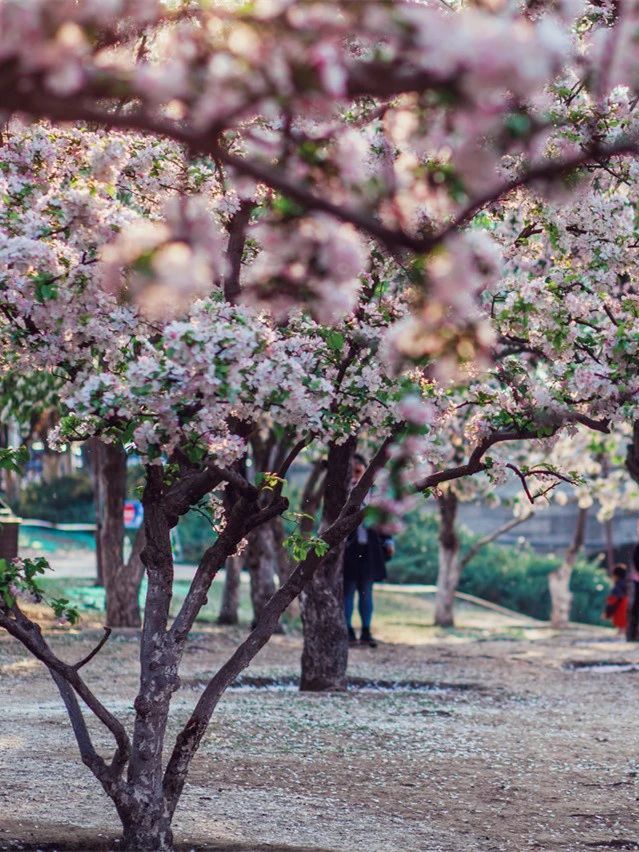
[626,576,639,642]
[125,470,180,850]
[95,440,144,628]
[246,518,278,626]
[107,526,146,629]
[548,506,588,629]
[84,437,104,586]
[96,440,125,616]
[223,200,254,304]
[300,438,354,691]
[626,419,639,484]
[273,513,299,621]
[120,809,173,851]
[2,469,20,508]
[625,423,639,640]
[434,490,460,628]
[217,555,242,624]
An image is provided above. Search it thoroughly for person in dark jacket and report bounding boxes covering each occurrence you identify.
[343,454,394,648]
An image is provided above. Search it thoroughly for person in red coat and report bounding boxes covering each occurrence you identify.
[605,564,628,635]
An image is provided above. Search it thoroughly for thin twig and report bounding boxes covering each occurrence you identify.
[73,627,112,671]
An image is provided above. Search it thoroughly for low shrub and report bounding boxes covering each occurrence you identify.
[16,474,95,524]
[389,509,609,624]
[176,509,216,563]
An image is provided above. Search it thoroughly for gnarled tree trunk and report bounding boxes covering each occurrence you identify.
[120,474,179,850]
[300,439,353,691]
[218,555,241,624]
[549,505,587,629]
[434,490,460,628]
[120,805,173,851]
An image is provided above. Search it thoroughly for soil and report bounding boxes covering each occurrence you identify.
[1,601,639,851]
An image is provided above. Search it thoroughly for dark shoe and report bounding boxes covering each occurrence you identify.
[347,627,358,645]
[360,629,378,648]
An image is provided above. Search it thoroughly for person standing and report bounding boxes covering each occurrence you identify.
[605,564,629,636]
[343,453,394,648]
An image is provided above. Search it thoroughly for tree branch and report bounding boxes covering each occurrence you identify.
[4,88,639,258]
[162,467,226,523]
[460,512,534,569]
[162,431,395,810]
[0,607,130,781]
[73,627,112,671]
[168,490,285,645]
[48,668,116,783]
[223,200,255,303]
[275,436,312,480]
[415,412,609,494]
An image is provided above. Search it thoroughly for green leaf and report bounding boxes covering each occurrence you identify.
[283,532,329,562]
[256,472,285,492]
[184,442,206,464]
[271,195,305,218]
[31,271,59,302]
[504,112,532,138]
[326,331,345,353]
[0,446,29,472]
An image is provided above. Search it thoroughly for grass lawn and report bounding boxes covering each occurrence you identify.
[38,571,556,643]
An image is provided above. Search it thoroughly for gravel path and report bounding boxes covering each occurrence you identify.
[1,613,638,850]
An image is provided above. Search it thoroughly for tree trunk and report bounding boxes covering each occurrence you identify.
[96,440,125,610]
[300,438,354,691]
[626,419,639,484]
[434,491,460,628]
[603,517,615,575]
[3,468,20,508]
[299,545,348,690]
[273,513,299,621]
[59,446,73,476]
[597,452,615,574]
[217,555,241,625]
[549,506,588,629]
[84,437,104,586]
[120,807,173,851]
[41,448,62,483]
[95,441,144,628]
[2,442,377,850]
[246,519,278,626]
[107,527,146,629]
[626,577,639,642]
[125,479,180,851]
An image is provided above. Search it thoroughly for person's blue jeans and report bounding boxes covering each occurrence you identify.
[344,577,374,631]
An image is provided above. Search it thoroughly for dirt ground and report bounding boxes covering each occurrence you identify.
[1,590,639,851]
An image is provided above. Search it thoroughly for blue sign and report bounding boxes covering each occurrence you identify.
[124,500,143,529]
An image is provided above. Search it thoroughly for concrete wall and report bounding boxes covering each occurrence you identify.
[456,499,639,562]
